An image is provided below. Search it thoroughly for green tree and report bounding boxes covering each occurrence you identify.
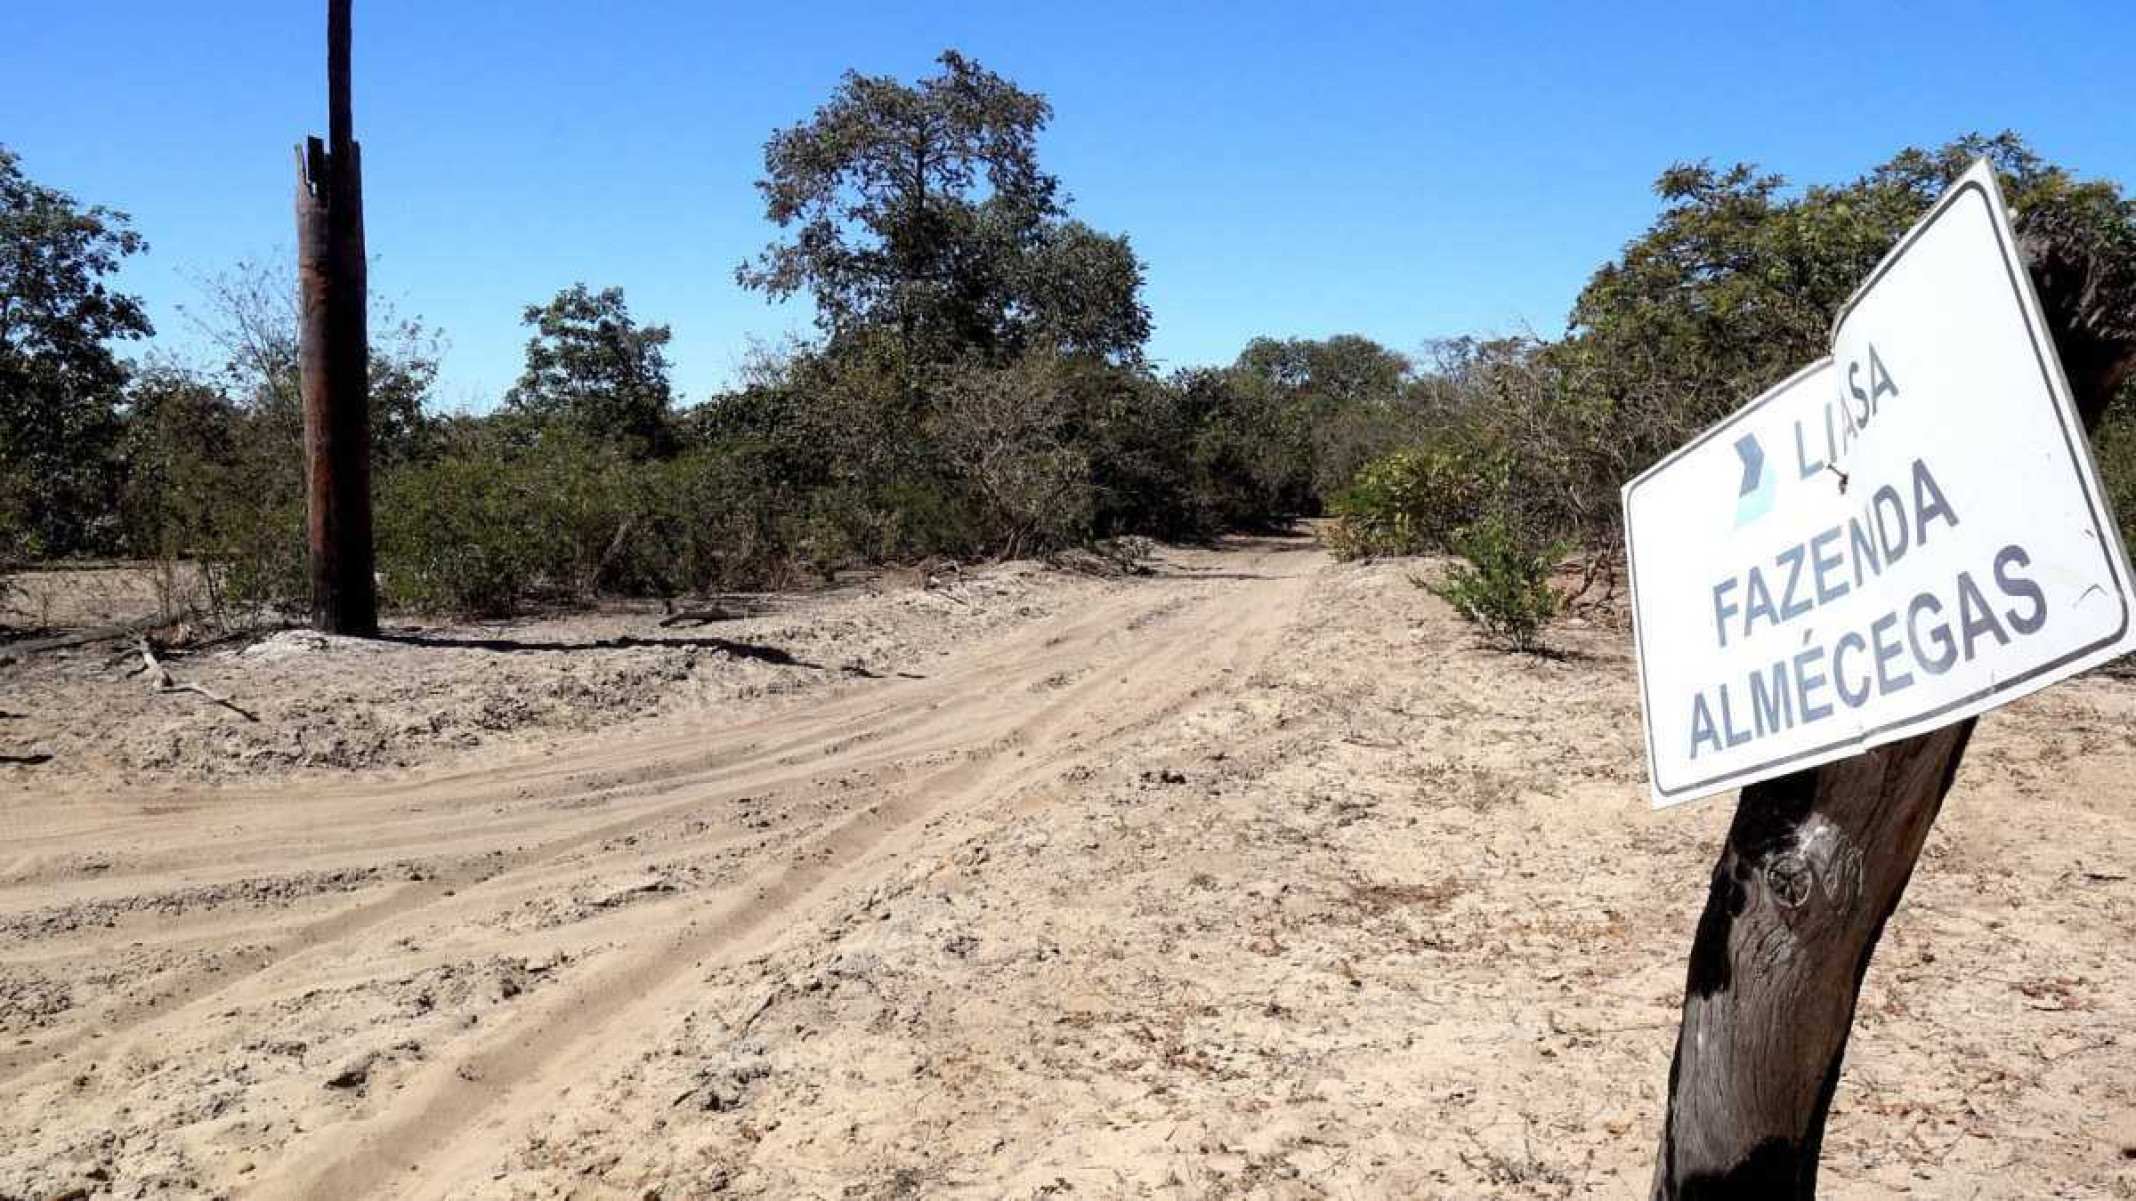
[1232,335,1412,408]
[1014,221,1151,362]
[1170,366,1295,530]
[1562,132,2136,487]
[740,50,1149,366]
[0,144,152,558]
[505,283,675,458]
[1481,131,2136,557]
[1225,334,1419,509]
[117,364,241,555]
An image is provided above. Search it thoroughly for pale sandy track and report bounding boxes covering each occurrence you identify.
[9,534,2136,1200]
[0,536,1319,1200]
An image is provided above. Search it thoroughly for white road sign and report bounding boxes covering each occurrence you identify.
[1624,160,2136,807]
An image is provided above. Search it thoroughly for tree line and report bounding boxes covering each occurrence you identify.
[1322,133,2136,644]
[4,52,2133,633]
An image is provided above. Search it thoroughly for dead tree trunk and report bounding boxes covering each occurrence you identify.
[295,0,377,636]
[1652,233,2136,1200]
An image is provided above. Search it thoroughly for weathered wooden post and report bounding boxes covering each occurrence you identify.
[295,0,377,635]
[1650,225,2136,1200]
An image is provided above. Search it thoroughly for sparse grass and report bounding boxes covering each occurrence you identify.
[1461,1122,1573,1190]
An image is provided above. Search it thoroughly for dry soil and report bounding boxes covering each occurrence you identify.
[4,534,2135,1199]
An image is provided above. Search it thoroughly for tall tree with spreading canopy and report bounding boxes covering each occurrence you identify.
[740,50,1149,367]
[505,283,675,459]
[0,144,152,559]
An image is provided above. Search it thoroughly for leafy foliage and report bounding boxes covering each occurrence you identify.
[15,93,2136,640]
[0,144,152,559]
[1225,334,1422,510]
[1425,514,1564,653]
[1547,132,2136,550]
[740,51,1148,367]
[1313,133,2136,592]
[928,353,1093,557]
[106,262,446,621]
[505,284,675,458]
[2094,394,2136,553]
[1324,443,1502,560]
[375,427,647,615]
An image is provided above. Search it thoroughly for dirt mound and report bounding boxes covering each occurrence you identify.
[0,561,1098,788]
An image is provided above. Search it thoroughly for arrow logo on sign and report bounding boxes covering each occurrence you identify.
[1734,433,1774,526]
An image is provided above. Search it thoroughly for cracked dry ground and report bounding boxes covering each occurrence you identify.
[6,534,2136,1199]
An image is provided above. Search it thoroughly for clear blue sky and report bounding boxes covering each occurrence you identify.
[5,1,2132,409]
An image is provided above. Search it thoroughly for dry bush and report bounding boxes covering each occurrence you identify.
[929,355,1095,558]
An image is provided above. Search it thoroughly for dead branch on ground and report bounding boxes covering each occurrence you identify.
[136,637,259,722]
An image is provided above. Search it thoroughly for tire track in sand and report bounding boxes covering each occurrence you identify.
[257,544,1315,1200]
[0,578,1234,1084]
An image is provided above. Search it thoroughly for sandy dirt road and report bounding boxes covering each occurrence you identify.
[5,534,2136,1199]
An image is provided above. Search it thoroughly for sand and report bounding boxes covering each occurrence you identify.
[3,533,2134,1199]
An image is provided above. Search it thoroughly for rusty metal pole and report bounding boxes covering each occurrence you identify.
[1651,234,2136,1200]
[295,0,377,635]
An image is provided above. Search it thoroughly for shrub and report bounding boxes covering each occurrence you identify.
[2093,388,2136,553]
[1425,513,1564,653]
[374,430,644,616]
[0,466,26,627]
[641,444,826,592]
[930,355,1095,558]
[212,497,307,618]
[104,365,309,624]
[372,430,847,618]
[1324,444,1501,560]
[375,454,542,617]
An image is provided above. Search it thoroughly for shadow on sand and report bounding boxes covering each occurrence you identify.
[375,630,825,669]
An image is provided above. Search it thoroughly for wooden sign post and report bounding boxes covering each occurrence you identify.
[1647,214,2136,1198]
[295,0,377,636]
